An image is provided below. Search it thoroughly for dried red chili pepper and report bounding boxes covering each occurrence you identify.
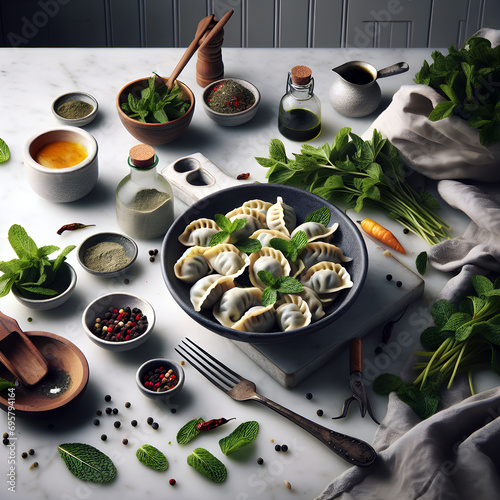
[237,173,250,180]
[57,223,95,235]
[197,417,235,431]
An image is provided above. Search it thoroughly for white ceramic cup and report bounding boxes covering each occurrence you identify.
[24,126,98,202]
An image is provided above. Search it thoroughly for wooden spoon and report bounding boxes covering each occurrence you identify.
[165,14,215,91]
[198,9,234,50]
[0,311,49,386]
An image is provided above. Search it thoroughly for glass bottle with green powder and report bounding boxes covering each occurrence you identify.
[116,144,174,239]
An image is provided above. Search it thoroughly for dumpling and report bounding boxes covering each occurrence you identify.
[300,262,353,303]
[190,274,234,312]
[232,305,276,333]
[213,287,263,327]
[248,247,291,289]
[225,207,267,242]
[300,242,352,270]
[250,229,290,248]
[242,199,273,215]
[203,243,250,277]
[276,294,312,331]
[179,218,224,247]
[291,221,339,242]
[289,259,305,279]
[174,246,210,283]
[266,196,296,237]
[297,286,325,321]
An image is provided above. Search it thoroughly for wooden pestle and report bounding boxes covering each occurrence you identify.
[0,311,49,386]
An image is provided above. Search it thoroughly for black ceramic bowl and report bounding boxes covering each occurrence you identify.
[161,184,368,343]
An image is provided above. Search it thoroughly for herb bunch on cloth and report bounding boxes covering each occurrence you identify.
[255,127,451,245]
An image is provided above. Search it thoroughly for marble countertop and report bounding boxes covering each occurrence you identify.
[0,46,487,499]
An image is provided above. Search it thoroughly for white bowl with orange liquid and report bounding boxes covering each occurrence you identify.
[24,126,98,202]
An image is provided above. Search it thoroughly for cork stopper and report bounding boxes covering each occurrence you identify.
[291,65,312,85]
[129,144,156,168]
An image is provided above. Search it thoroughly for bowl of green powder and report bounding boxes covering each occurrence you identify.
[52,91,98,127]
[77,232,138,278]
[202,78,260,126]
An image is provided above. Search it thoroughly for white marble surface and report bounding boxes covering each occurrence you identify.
[0,46,488,500]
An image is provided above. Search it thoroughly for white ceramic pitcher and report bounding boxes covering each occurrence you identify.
[329,61,409,118]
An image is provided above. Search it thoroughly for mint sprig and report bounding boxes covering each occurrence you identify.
[136,444,169,471]
[269,230,307,262]
[209,214,246,246]
[258,270,303,307]
[305,207,331,226]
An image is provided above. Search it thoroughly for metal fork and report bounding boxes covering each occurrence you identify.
[175,338,377,467]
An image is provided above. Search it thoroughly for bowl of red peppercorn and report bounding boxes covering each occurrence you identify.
[82,292,155,352]
[136,358,185,400]
[202,78,260,127]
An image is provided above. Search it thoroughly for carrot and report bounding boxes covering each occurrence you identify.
[358,218,406,254]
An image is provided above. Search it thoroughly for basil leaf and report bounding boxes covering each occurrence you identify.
[219,421,259,456]
[177,418,205,445]
[58,443,116,483]
[136,444,169,471]
[0,138,10,163]
[187,448,227,483]
[415,251,428,275]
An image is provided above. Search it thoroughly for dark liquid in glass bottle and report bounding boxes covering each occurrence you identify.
[278,108,321,141]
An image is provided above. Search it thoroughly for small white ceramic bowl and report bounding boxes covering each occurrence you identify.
[52,92,98,127]
[82,293,155,352]
[202,78,260,127]
[136,358,185,400]
[24,126,98,202]
[77,232,138,278]
[11,262,77,311]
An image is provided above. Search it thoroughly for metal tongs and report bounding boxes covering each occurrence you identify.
[333,337,380,425]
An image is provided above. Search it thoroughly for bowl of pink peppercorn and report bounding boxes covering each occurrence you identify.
[82,292,155,352]
[136,358,185,400]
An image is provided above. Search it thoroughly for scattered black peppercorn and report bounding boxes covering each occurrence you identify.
[22,452,28,459]
[125,402,131,408]
[305,392,313,400]
[105,407,112,414]
[148,250,155,256]
[281,444,288,452]
[147,417,154,425]
[122,439,128,445]
[101,434,107,441]
[114,421,121,428]
[104,395,111,402]
[274,444,281,451]
[29,448,35,455]
[2,432,7,439]
[112,408,118,415]
[396,281,402,288]
[375,346,384,355]
[152,422,159,430]
[403,228,409,234]
[27,317,33,322]
[149,256,155,263]
[170,408,177,414]
[93,419,100,426]
[96,410,102,416]
[124,278,130,285]
[386,274,392,281]
[3,438,9,445]
[317,409,324,416]
[131,420,138,427]
[257,457,264,465]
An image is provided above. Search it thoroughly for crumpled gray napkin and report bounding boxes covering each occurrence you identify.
[316,31,500,500]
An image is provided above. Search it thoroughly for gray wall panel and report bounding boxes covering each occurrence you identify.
[144,0,175,47]
[109,0,141,47]
[213,0,242,47]
[428,0,468,48]
[313,0,343,48]
[279,0,309,47]
[247,0,275,47]
[178,0,207,46]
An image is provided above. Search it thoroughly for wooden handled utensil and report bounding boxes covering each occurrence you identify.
[164,14,215,91]
[0,311,49,386]
[198,9,234,50]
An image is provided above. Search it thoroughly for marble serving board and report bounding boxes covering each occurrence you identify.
[161,154,424,388]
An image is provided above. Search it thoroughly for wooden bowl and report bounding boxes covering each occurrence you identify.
[116,77,195,145]
[0,331,89,417]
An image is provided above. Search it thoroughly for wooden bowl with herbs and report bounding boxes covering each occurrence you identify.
[116,75,195,146]
[202,78,260,127]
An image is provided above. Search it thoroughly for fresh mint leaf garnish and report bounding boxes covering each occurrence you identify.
[269,231,307,262]
[176,418,205,445]
[234,237,262,254]
[58,443,116,483]
[136,444,169,471]
[416,251,428,275]
[258,271,303,307]
[187,448,227,483]
[0,138,10,163]
[209,214,247,247]
[219,421,259,455]
[305,207,331,226]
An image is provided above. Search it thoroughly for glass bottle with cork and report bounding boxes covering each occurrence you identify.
[278,65,321,141]
[116,144,174,239]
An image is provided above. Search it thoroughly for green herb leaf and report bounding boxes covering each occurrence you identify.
[219,421,259,455]
[261,287,278,307]
[269,139,288,162]
[187,448,227,483]
[372,373,405,395]
[305,207,331,226]
[136,444,169,471]
[275,276,303,294]
[416,251,428,275]
[0,138,10,163]
[58,443,116,483]
[177,418,205,445]
[234,237,262,253]
[0,377,15,391]
[257,270,275,287]
[209,231,230,247]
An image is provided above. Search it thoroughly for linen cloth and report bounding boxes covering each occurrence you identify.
[317,28,500,500]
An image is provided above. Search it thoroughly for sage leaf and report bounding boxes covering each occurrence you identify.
[136,444,168,471]
[187,448,227,483]
[177,418,205,445]
[219,421,259,455]
[415,251,428,275]
[0,138,10,163]
[57,443,116,483]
